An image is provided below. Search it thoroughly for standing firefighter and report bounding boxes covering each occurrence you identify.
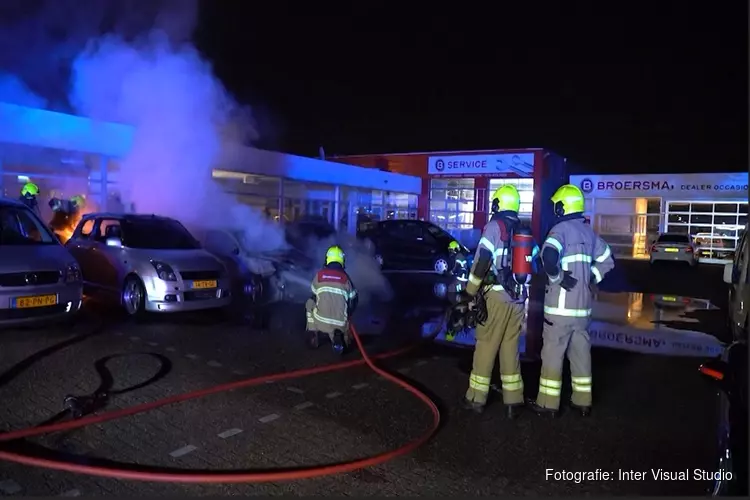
[528,184,615,418]
[448,240,469,293]
[305,245,358,355]
[461,185,534,419]
[19,182,41,217]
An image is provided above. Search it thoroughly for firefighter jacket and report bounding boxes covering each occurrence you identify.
[466,212,524,303]
[19,196,41,218]
[309,263,358,333]
[452,252,469,282]
[541,215,615,318]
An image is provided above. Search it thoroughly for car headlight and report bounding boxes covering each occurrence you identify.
[64,263,81,283]
[150,261,177,281]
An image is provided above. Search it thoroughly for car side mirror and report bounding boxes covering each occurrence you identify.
[723,262,734,284]
[105,237,123,248]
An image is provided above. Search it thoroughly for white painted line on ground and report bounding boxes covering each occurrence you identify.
[294,401,314,410]
[60,489,81,497]
[325,391,342,399]
[207,360,223,368]
[352,383,369,390]
[217,428,243,439]
[0,479,22,494]
[258,414,280,424]
[166,346,177,352]
[129,336,140,342]
[415,360,428,367]
[148,341,159,347]
[169,445,198,458]
[185,354,199,360]
[286,387,304,394]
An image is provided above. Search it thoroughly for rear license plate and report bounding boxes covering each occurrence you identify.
[190,280,217,289]
[665,248,679,252]
[12,294,58,308]
[661,296,677,302]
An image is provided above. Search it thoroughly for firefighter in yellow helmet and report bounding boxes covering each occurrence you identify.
[460,184,531,418]
[528,184,615,418]
[305,245,359,355]
[19,182,41,217]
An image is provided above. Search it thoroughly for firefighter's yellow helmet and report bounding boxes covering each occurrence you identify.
[325,245,345,266]
[448,240,460,252]
[21,182,39,197]
[551,184,585,216]
[490,184,521,213]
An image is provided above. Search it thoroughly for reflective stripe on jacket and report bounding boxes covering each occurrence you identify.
[543,218,615,318]
[310,268,357,329]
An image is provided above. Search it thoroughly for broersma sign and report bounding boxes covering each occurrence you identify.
[570,172,748,199]
[428,152,535,176]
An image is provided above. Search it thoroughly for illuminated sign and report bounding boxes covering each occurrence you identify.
[428,152,535,177]
[571,173,749,199]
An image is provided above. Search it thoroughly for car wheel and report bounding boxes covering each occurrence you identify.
[434,256,449,274]
[122,275,146,318]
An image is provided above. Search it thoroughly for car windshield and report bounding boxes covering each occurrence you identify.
[122,219,200,250]
[0,206,57,245]
[657,234,690,244]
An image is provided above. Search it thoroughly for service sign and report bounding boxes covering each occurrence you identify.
[427,152,535,177]
[570,172,749,200]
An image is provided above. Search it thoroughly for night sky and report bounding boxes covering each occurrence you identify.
[195,3,748,175]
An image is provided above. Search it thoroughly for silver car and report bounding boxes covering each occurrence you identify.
[0,198,83,327]
[649,232,698,266]
[66,213,231,317]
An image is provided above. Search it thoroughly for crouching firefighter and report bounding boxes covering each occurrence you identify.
[528,184,615,418]
[458,185,538,419]
[305,245,359,355]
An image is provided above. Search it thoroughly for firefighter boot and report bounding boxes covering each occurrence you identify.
[570,401,591,417]
[505,403,524,420]
[332,330,346,355]
[461,398,485,414]
[526,399,558,418]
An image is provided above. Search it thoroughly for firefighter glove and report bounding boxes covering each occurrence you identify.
[560,271,578,291]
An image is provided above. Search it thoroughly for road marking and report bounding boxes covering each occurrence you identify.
[415,360,428,367]
[286,387,304,394]
[232,370,246,376]
[185,354,199,360]
[397,367,410,374]
[294,401,314,410]
[166,346,177,352]
[169,445,197,458]
[148,341,159,347]
[60,489,81,497]
[325,391,342,399]
[258,414,280,424]
[217,428,243,439]
[129,336,140,342]
[352,383,369,390]
[0,480,22,494]
[207,360,223,368]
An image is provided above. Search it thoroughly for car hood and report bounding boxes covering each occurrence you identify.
[126,248,224,272]
[0,244,75,272]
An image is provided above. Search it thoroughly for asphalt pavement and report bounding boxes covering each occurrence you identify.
[0,259,729,496]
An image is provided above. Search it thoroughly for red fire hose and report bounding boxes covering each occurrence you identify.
[0,324,441,483]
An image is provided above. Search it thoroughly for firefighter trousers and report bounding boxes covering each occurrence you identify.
[535,315,592,410]
[465,291,525,406]
[304,298,349,343]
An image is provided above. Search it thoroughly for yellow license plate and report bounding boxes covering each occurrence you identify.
[661,296,677,302]
[191,280,217,289]
[665,248,679,252]
[13,294,58,309]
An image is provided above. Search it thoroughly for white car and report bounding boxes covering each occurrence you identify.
[649,233,698,266]
[723,224,749,338]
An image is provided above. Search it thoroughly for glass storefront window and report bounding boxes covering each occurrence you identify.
[430,178,475,231]
[666,200,747,260]
[488,178,534,214]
